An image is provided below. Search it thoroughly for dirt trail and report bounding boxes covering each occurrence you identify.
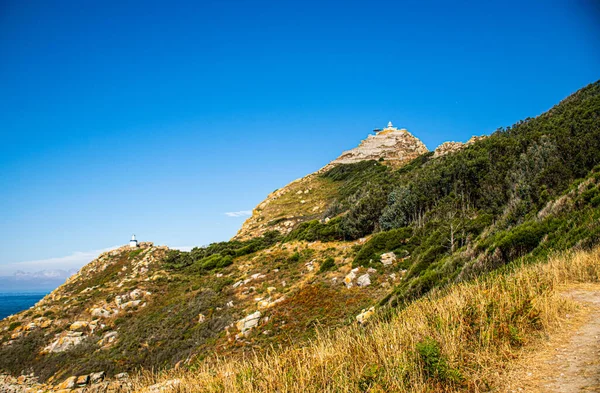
[506,284,600,392]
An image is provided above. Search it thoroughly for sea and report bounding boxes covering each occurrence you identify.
[0,293,48,320]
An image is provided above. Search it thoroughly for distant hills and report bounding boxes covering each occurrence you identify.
[0,270,77,292]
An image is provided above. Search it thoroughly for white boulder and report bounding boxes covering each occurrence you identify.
[381,252,397,266]
[357,273,371,287]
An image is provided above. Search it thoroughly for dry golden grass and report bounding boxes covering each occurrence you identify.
[131,247,600,393]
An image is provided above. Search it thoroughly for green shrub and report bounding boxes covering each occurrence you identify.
[494,220,558,259]
[129,249,144,259]
[194,254,233,271]
[164,231,282,271]
[318,257,336,273]
[357,364,380,392]
[285,218,342,242]
[416,337,462,383]
[354,227,412,267]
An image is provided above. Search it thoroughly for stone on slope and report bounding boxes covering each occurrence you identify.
[69,320,89,330]
[380,252,396,266]
[357,273,371,287]
[236,311,262,338]
[44,332,84,353]
[356,307,375,324]
[57,376,77,390]
[89,371,105,384]
[144,379,182,393]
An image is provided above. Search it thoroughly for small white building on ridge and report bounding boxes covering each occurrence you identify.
[130,234,139,248]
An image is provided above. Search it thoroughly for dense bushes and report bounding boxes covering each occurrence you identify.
[320,161,397,239]
[339,187,389,239]
[492,219,559,259]
[314,81,600,303]
[353,227,412,267]
[285,218,342,242]
[318,257,336,273]
[164,231,282,272]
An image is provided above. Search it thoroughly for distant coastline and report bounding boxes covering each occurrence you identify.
[0,293,48,320]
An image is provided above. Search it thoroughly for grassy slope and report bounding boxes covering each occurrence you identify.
[0,239,387,382]
[134,246,600,392]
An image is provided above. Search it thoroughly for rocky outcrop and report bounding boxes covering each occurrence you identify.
[433,135,486,158]
[43,331,84,353]
[329,123,428,167]
[235,311,262,338]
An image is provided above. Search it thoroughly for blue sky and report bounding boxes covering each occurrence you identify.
[0,0,598,276]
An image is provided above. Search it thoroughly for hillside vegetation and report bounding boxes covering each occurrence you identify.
[0,81,599,392]
[133,245,600,392]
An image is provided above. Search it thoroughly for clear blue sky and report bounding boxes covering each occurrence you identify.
[0,0,598,274]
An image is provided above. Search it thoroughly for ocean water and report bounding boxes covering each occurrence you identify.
[0,293,47,320]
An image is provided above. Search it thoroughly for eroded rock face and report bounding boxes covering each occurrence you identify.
[43,332,84,353]
[433,135,486,158]
[235,311,262,338]
[330,125,428,166]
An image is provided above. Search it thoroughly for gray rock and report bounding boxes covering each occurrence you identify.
[380,252,396,266]
[89,371,105,383]
[43,332,84,353]
[357,273,371,287]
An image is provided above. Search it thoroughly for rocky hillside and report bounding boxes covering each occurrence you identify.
[235,122,429,240]
[0,236,400,391]
[1,80,599,392]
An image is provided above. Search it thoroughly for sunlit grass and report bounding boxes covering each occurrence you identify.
[129,246,600,392]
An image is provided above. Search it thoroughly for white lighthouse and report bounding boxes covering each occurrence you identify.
[129,234,139,248]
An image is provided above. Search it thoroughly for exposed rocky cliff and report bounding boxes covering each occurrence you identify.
[329,122,428,167]
[433,135,486,158]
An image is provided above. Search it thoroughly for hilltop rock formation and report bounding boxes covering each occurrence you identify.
[329,122,428,167]
[235,122,428,240]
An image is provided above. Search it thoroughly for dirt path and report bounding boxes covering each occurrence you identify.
[506,284,600,392]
